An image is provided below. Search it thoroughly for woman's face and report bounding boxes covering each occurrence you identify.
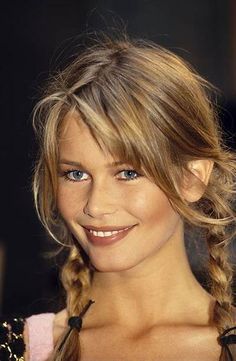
[57,111,183,272]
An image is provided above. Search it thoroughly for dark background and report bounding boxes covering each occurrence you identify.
[0,0,235,317]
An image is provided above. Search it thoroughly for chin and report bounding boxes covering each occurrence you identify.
[89,256,138,273]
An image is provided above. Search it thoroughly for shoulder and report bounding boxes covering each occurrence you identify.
[52,308,68,344]
[0,311,67,361]
[25,313,55,361]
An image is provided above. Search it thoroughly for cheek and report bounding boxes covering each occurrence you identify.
[128,185,177,222]
[128,186,180,246]
[56,185,83,220]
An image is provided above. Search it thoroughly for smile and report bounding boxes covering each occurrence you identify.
[84,225,136,246]
[88,227,131,237]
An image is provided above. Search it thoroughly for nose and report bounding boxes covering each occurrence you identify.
[83,180,117,218]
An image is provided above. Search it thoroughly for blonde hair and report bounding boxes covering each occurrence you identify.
[32,34,236,360]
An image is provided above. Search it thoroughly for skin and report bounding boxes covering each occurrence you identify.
[24,110,224,360]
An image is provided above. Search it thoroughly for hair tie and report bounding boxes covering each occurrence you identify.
[68,316,82,331]
[58,299,95,352]
[218,326,236,361]
[68,299,95,331]
[219,326,236,346]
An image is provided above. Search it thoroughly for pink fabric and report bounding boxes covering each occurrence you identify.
[26,313,55,361]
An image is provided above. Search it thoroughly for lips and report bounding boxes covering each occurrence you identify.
[83,225,136,246]
[83,225,132,231]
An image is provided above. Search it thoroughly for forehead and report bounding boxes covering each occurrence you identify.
[60,110,89,138]
[59,111,117,165]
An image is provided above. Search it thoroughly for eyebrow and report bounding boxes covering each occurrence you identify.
[58,159,128,169]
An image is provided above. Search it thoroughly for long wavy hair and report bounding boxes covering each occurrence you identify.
[32,34,236,360]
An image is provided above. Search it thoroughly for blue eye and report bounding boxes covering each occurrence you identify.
[118,170,140,181]
[64,170,89,181]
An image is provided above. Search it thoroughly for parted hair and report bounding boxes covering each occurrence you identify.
[32,34,236,361]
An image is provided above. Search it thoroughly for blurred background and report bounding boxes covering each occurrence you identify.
[0,0,235,317]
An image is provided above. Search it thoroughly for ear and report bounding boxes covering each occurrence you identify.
[181,159,214,202]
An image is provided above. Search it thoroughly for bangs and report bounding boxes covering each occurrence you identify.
[69,78,170,182]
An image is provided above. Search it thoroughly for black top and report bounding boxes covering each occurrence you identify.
[0,316,25,360]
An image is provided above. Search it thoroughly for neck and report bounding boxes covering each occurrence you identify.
[86,225,214,329]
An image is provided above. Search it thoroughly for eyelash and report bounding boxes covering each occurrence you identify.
[60,169,142,183]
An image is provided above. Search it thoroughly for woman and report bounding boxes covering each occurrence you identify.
[1,34,236,361]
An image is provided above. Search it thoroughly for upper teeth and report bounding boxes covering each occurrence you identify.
[89,227,130,237]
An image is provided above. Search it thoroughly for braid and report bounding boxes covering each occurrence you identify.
[62,246,91,315]
[194,155,236,335]
[49,246,92,361]
[206,231,235,334]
